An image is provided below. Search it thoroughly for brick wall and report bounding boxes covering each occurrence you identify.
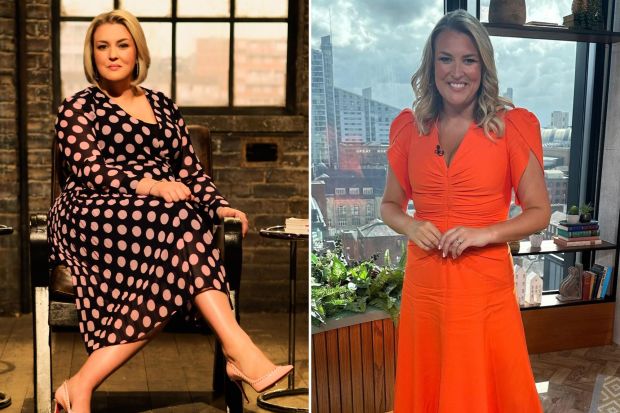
[0,0,308,314]
[0,1,20,315]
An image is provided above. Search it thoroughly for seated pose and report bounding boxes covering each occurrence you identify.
[381,10,550,413]
[49,9,292,412]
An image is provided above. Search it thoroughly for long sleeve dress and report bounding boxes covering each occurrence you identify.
[48,86,230,354]
[387,108,544,412]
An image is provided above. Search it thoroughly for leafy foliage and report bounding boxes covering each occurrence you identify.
[311,241,405,326]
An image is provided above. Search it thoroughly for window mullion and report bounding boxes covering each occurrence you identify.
[171,0,177,101]
[228,0,235,107]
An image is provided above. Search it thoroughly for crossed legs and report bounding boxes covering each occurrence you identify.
[55,290,279,413]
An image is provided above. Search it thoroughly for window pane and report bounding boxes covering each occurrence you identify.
[176,23,229,106]
[140,23,172,96]
[120,0,171,17]
[492,36,575,217]
[178,0,230,17]
[480,0,573,25]
[234,23,287,106]
[235,0,287,18]
[61,0,113,16]
[60,22,91,100]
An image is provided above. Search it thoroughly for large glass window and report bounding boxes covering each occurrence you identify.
[311,0,587,293]
[57,0,292,110]
[311,0,444,265]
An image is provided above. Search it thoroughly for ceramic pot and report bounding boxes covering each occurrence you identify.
[567,214,580,224]
[580,213,592,223]
[489,0,526,25]
[529,233,544,248]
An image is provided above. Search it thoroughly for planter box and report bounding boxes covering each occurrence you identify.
[311,309,397,413]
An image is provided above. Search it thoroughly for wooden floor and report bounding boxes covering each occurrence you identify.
[531,345,620,413]
[0,312,308,412]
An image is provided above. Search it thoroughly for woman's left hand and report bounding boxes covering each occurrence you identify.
[216,207,249,237]
[438,226,494,259]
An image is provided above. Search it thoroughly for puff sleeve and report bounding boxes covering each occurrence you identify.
[55,96,143,194]
[386,109,414,201]
[505,108,544,207]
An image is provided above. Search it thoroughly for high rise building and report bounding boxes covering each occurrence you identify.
[312,35,399,171]
[551,111,569,128]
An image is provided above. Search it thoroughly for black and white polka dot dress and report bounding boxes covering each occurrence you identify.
[48,86,230,354]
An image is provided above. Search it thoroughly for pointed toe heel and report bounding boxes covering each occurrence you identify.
[226,361,294,402]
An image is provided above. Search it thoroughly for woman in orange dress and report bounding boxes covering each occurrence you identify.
[381,10,550,412]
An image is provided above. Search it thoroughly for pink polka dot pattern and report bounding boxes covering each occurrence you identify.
[48,86,231,355]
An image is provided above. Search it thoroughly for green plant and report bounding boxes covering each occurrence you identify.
[311,242,405,326]
[579,202,594,214]
[568,205,579,215]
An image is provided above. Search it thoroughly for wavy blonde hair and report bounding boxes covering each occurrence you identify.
[83,9,151,89]
[411,10,513,140]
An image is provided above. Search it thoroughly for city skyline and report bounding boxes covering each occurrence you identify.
[311,0,575,127]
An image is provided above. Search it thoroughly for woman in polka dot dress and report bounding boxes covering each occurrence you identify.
[49,10,292,413]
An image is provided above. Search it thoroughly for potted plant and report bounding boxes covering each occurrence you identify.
[311,242,405,326]
[529,231,544,249]
[579,202,594,223]
[567,204,580,224]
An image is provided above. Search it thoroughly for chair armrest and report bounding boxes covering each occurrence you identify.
[220,217,243,291]
[30,214,49,288]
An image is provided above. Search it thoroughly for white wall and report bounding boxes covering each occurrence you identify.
[605,2,620,344]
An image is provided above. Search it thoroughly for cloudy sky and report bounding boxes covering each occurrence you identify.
[311,0,576,127]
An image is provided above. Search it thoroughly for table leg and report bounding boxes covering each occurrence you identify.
[288,240,296,390]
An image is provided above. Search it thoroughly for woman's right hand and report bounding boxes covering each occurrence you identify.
[405,219,442,251]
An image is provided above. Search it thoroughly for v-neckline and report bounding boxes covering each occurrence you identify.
[434,120,474,170]
[95,86,159,127]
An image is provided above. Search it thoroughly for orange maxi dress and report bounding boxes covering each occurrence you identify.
[387,108,544,413]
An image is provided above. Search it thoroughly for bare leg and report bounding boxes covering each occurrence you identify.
[55,329,160,412]
[194,290,278,379]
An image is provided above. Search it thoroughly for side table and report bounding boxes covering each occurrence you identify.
[258,226,308,413]
[0,224,13,410]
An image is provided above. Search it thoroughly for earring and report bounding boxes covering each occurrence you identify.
[134,60,139,79]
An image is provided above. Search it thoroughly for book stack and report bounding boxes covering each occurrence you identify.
[581,264,614,300]
[553,219,602,247]
[285,217,309,235]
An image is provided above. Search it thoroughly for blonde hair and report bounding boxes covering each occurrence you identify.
[411,10,513,140]
[83,9,151,88]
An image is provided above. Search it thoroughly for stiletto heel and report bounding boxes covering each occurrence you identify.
[52,381,72,413]
[226,360,293,398]
[231,379,250,403]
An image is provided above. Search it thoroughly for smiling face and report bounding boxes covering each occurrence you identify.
[433,29,482,116]
[92,23,137,85]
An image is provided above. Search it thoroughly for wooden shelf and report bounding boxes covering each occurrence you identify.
[520,292,614,311]
[512,239,617,256]
[483,22,620,43]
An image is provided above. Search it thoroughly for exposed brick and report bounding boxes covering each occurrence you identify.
[25,19,49,38]
[27,37,50,52]
[25,68,50,84]
[25,4,50,20]
[215,168,266,184]
[0,3,14,19]
[252,183,299,199]
[265,169,307,184]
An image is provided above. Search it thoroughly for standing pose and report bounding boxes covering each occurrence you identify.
[49,9,292,412]
[381,10,550,412]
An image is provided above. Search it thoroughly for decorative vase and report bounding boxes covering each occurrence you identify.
[489,0,526,25]
[567,214,580,224]
[529,233,544,248]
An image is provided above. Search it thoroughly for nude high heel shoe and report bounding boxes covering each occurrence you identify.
[52,381,72,413]
[226,361,293,402]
